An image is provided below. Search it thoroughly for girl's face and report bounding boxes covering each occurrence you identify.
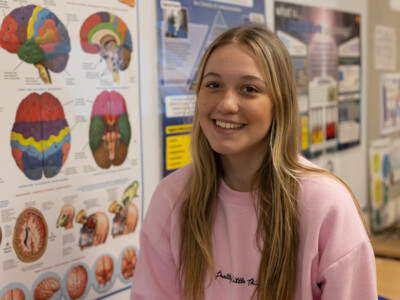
[197,43,274,162]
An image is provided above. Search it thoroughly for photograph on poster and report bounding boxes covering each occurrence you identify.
[164,7,189,39]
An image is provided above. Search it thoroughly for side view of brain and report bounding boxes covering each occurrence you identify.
[89,91,131,169]
[11,92,71,180]
[80,12,132,82]
[0,5,71,83]
[33,277,60,300]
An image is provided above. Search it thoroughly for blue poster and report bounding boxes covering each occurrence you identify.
[157,0,265,176]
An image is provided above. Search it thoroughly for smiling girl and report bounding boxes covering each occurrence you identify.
[131,24,377,300]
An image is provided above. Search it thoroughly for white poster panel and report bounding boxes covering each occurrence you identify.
[0,1,142,299]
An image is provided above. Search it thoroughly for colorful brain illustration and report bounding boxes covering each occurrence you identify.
[80,12,132,82]
[11,93,71,180]
[89,91,131,169]
[0,5,71,83]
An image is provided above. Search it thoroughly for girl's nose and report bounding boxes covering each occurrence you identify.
[216,89,239,114]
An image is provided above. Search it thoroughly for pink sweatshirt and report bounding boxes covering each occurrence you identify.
[131,157,377,299]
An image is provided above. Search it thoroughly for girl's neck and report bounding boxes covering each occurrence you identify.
[220,153,263,192]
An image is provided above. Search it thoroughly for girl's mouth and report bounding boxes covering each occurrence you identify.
[215,120,245,129]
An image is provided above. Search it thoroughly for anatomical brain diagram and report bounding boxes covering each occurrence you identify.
[75,210,109,250]
[56,204,75,230]
[11,92,71,180]
[33,277,60,300]
[80,12,132,82]
[95,255,114,287]
[13,208,48,263]
[65,265,88,300]
[0,5,70,84]
[109,181,139,237]
[89,91,131,169]
[121,247,137,280]
[1,288,25,300]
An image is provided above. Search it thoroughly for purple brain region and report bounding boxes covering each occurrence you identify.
[0,5,71,84]
[11,93,71,180]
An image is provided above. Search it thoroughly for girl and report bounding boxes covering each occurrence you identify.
[131,24,377,300]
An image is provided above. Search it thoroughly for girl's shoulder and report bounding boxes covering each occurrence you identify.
[151,163,193,208]
[298,155,349,200]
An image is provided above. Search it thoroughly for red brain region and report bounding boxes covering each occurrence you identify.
[11,92,71,180]
[66,265,88,300]
[0,5,71,83]
[89,91,131,169]
[13,208,48,263]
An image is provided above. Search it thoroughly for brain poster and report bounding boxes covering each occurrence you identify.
[0,1,141,299]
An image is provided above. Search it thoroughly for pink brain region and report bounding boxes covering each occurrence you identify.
[0,5,71,84]
[80,12,132,82]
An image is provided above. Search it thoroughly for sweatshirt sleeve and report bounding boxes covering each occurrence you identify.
[130,177,182,299]
[130,231,180,299]
[297,165,378,300]
[319,240,377,300]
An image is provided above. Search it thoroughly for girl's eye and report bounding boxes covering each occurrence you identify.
[205,82,220,89]
[243,86,258,93]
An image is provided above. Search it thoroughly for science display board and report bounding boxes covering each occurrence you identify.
[369,138,400,232]
[157,0,266,176]
[275,2,362,158]
[0,0,142,299]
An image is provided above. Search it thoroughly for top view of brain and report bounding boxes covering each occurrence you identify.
[80,12,132,82]
[0,5,71,84]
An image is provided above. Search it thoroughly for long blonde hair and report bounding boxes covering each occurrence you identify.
[178,24,368,300]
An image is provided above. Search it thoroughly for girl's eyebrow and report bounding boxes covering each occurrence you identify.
[240,75,265,84]
[203,72,264,83]
[202,72,221,79]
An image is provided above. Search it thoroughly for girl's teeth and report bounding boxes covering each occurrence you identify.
[215,120,243,129]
